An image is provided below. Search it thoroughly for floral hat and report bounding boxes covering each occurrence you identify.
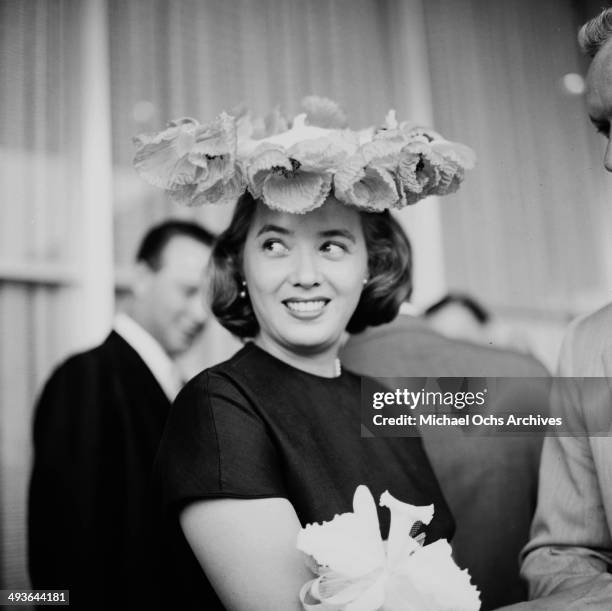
[132,96,476,214]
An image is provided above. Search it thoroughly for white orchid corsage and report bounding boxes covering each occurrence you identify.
[297,485,480,611]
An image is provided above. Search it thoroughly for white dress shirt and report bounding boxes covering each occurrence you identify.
[398,301,420,317]
[113,312,182,401]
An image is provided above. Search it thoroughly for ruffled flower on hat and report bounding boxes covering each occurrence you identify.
[333,149,400,212]
[246,135,346,214]
[242,113,360,213]
[396,142,443,204]
[133,97,476,212]
[133,113,244,207]
[297,485,481,611]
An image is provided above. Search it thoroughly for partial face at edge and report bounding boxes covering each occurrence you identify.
[586,39,612,171]
[242,198,369,356]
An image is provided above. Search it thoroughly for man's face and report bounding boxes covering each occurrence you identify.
[136,235,211,357]
[586,40,612,171]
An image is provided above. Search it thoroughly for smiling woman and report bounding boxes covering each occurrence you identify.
[136,98,475,610]
[242,198,368,372]
[155,193,455,611]
[209,191,412,371]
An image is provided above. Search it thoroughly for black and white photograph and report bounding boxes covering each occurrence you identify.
[2,1,612,609]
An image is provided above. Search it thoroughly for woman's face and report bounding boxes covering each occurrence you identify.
[242,198,368,357]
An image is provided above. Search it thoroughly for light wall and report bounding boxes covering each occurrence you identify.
[422,0,612,366]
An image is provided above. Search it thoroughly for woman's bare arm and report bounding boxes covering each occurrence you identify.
[180,497,312,611]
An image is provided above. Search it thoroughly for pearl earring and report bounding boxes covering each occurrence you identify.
[363,278,368,286]
[239,280,247,299]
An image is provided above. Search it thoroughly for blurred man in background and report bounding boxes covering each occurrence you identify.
[424,292,534,356]
[424,292,492,345]
[516,8,612,610]
[340,218,548,610]
[28,219,215,610]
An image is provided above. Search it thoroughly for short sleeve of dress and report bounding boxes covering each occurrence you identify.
[155,370,288,513]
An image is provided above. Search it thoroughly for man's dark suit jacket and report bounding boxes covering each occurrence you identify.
[28,331,171,610]
[340,314,549,611]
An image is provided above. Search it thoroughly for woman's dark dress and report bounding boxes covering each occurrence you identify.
[154,343,454,610]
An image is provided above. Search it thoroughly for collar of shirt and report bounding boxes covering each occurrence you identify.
[113,312,182,401]
[399,302,420,317]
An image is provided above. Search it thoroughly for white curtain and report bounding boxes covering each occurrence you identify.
[0,0,99,589]
[424,0,612,317]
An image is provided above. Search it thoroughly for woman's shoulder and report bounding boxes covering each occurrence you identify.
[156,345,288,509]
[185,343,259,388]
[167,345,274,452]
[340,365,387,390]
[175,343,285,419]
[176,352,245,409]
[206,341,284,377]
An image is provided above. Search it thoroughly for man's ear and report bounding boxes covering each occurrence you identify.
[131,261,156,297]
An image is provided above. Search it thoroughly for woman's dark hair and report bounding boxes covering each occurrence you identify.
[209,191,412,338]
